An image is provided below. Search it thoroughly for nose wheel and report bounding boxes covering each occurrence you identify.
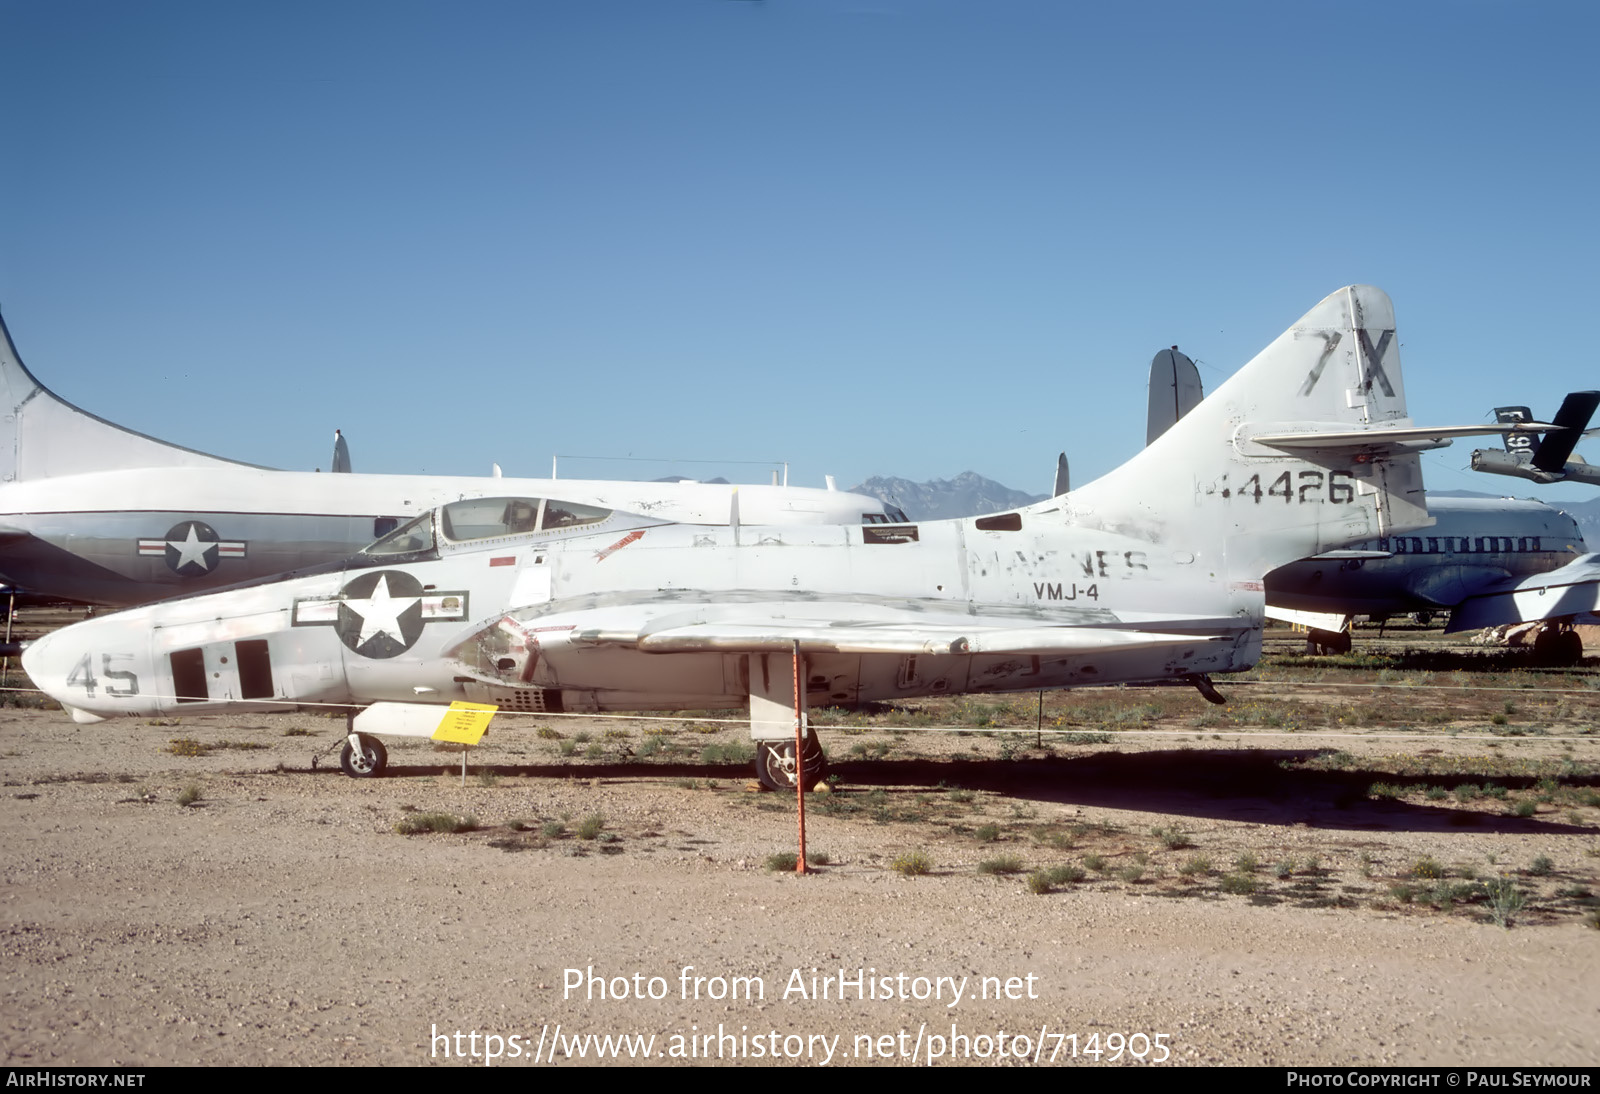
[340,733,388,778]
[755,734,827,791]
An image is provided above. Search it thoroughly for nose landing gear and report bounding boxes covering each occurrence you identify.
[340,732,388,778]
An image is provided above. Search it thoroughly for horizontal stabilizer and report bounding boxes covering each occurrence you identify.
[1249,421,1555,454]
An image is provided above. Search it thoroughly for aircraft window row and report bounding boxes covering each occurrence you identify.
[1383,536,1542,554]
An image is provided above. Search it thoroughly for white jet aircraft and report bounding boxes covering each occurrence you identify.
[24,287,1538,786]
[1469,392,1600,488]
[0,312,901,607]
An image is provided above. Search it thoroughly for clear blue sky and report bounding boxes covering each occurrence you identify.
[3,1,1597,503]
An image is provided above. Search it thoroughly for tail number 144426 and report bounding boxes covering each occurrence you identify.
[1234,470,1354,505]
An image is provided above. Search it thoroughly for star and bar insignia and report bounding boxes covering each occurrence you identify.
[292,570,470,659]
[137,520,247,576]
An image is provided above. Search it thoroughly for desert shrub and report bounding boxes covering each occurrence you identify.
[891,850,931,876]
[976,856,1025,876]
[395,812,478,835]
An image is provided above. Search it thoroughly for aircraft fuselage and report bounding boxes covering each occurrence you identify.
[22,501,1261,723]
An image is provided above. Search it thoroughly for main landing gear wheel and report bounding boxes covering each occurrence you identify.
[756,735,828,792]
[340,734,388,778]
[1533,626,1585,668]
[1306,628,1352,655]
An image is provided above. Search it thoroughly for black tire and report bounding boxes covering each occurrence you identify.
[340,734,388,778]
[1307,628,1352,655]
[1558,628,1585,666]
[755,735,827,791]
[1532,626,1582,667]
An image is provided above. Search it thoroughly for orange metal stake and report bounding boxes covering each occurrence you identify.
[793,639,807,874]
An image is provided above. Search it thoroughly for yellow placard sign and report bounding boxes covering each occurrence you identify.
[431,701,498,745]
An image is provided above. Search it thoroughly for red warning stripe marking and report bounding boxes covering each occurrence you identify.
[595,528,645,561]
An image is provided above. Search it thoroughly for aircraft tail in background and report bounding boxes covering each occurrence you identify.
[1471,391,1600,487]
[0,312,252,483]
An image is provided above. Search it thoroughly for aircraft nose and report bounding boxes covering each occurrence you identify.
[21,629,82,714]
[22,618,153,721]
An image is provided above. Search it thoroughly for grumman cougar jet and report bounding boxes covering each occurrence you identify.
[0,312,900,607]
[25,287,1546,787]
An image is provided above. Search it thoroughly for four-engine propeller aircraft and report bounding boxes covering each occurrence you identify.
[24,287,1544,786]
[0,312,900,607]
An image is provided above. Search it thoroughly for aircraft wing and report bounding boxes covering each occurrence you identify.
[584,622,1219,656]
[1446,554,1600,632]
[559,601,1229,657]
[1264,604,1350,633]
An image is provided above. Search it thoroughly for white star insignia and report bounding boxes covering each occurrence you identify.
[344,574,420,648]
[169,524,215,571]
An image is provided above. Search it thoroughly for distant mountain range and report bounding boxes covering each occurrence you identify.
[854,475,1600,543]
[849,472,1046,521]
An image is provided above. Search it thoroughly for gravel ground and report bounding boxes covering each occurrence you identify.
[1,693,1596,1068]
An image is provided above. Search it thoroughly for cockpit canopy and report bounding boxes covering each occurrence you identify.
[362,496,613,559]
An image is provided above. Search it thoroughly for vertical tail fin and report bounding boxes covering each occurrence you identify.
[1531,391,1600,473]
[331,429,352,473]
[1493,404,1537,463]
[1052,452,1070,496]
[0,311,252,483]
[1145,347,1203,445]
[1068,286,1431,581]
